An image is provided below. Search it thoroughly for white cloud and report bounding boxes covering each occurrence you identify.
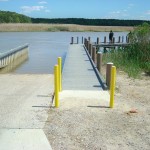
[146,10,150,15]
[21,6,46,13]
[45,9,50,13]
[111,11,121,14]
[38,1,47,4]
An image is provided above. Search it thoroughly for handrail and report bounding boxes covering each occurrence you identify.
[0,44,29,60]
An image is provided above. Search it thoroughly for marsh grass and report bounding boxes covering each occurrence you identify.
[0,23,134,32]
[103,50,142,78]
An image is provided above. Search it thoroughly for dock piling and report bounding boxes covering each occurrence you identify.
[97,52,102,73]
[92,46,96,63]
[71,37,74,44]
[106,62,113,89]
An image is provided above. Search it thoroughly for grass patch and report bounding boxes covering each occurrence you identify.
[103,23,150,78]
[103,51,142,78]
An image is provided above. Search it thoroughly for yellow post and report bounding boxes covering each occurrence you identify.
[110,66,116,108]
[58,57,62,91]
[54,65,59,108]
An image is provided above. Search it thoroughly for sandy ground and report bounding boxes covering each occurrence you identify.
[0,72,149,149]
[44,67,150,150]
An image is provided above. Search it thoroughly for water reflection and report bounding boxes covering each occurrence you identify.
[0,32,128,74]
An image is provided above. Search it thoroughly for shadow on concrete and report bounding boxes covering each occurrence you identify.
[87,106,110,108]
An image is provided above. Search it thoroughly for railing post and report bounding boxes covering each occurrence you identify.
[110,66,116,108]
[118,36,121,43]
[106,62,113,89]
[97,52,102,73]
[87,40,90,51]
[126,36,128,43]
[112,37,115,43]
[84,38,87,48]
[58,57,62,92]
[77,37,79,44]
[89,43,92,56]
[71,37,74,44]
[97,37,100,44]
[92,46,96,63]
[122,36,124,43]
[54,65,59,108]
[104,36,106,43]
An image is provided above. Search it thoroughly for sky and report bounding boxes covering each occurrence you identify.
[0,0,150,20]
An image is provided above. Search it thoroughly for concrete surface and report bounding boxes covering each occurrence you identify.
[0,129,52,150]
[60,90,110,107]
[0,74,53,150]
[62,44,103,90]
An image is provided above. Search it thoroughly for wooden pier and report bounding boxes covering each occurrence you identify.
[62,35,130,91]
[62,44,106,90]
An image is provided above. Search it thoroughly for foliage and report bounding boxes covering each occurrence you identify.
[0,11,31,23]
[126,23,150,73]
[103,23,150,78]
[31,18,150,26]
[1,10,150,26]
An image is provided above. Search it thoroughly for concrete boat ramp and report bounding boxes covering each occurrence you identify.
[0,74,53,150]
[0,44,109,149]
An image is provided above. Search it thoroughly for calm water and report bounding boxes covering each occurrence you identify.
[0,32,128,74]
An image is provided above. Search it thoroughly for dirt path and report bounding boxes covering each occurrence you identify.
[44,67,150,150]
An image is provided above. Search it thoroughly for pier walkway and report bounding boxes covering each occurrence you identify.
[62,44,103,91]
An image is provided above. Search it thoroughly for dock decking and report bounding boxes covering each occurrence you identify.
[62,44,103,90]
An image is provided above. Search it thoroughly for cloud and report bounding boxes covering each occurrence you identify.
[146,10,150,15]
[128,3,134,9]
[21,6,46,13]
[38,1,47,4]
[111,11,121,14]
[45,9,50,13]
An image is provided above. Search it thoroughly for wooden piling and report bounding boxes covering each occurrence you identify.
[89,43,92,56]
[104,36,106,43]
[71,37,74,44]
[118,36,121,43]
[106,62,113,89]
[97,37,100,44]
[112,37,115,43]
[122,36,124,43]
[97,52,102,73]
[92,46,96,63]
[77,37,79,44]
[87,40,90,51]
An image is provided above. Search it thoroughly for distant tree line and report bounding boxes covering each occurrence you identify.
[0,11,31,23]
[0,10,150,26]
[31,18,150,26]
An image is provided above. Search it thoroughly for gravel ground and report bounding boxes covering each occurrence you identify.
[44,69,150,150]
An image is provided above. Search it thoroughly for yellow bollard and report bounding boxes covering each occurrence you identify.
[54,65,59,108]
[58,57,62,91]
[110,66,116,108]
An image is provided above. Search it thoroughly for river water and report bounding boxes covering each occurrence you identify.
[0,32,128,74]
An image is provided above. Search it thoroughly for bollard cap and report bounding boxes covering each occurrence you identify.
[107,62,113,65]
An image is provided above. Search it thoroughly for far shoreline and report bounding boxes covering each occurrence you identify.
[0,23,134,32]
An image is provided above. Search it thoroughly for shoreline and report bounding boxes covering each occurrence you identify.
[0,23,134,32]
